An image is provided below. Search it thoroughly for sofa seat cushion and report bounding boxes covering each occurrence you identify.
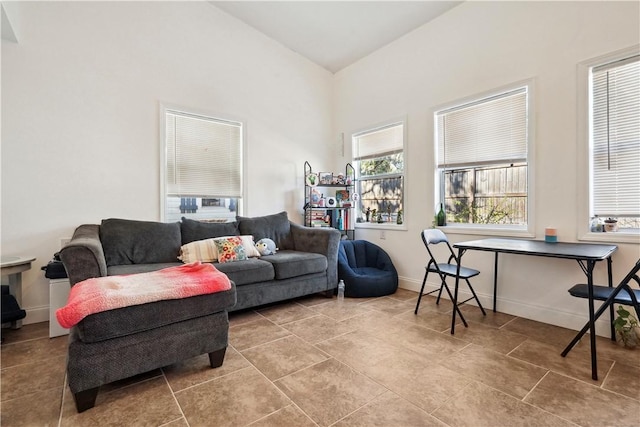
[108,259,275,287]
[214,258,275,286]
[260,250,327,280]
[76,283,237,343]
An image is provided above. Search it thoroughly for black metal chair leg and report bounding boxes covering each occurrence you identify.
[440,280,468,327]
[465,278,486,316]
[414,271,429,314]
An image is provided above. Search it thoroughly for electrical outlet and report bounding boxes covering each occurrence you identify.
[380,230,386,240]
[60,237,71,249]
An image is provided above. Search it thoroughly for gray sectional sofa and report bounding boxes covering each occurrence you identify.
[60,211,341,311]
[58,211,340,412]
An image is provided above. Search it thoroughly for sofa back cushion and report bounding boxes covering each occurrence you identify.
[237,211,292,250]
[100,218,181,266]
[180,217,239,245]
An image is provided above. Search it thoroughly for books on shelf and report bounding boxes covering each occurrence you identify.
[305,208,350,230]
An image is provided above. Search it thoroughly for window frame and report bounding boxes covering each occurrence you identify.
[159,103,246,222]
[433,79,536,238]
[352,117,408,231]
[577,45,640,243]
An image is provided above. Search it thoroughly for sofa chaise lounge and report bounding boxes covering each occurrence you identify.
[58,211,340,412]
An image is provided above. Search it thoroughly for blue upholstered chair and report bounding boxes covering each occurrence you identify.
[338,240,398,297]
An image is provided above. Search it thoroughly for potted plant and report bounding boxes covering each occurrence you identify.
[613,305,640,348]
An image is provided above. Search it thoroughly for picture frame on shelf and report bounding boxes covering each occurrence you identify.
[310,189,321,207]
[335,190,349,202]
[319,172,333,185]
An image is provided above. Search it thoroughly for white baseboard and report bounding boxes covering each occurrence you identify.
[23,305,50,325]
[398,276,615,338]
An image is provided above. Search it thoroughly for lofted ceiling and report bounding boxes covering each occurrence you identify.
[210,1,462,73]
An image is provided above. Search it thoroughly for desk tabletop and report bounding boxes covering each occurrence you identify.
[453,238,617,261]
[1,256,36,269]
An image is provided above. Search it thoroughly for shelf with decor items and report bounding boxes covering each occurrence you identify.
[304,161,355,240]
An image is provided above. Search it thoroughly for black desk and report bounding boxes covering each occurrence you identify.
[451,238,617,380]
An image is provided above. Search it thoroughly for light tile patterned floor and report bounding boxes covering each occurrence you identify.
[2,289,639,426]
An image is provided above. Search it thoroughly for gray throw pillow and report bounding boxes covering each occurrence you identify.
[237,211,292,250]
[100,218,182,266]
[180,217,239,244]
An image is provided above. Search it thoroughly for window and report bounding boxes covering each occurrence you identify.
[589,54,640,232]
[435,85,531,229]
[352,121,405,225]
[161,106,243,222]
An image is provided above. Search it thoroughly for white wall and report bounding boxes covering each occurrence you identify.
[334,1,640,334]
[1,1,334,322]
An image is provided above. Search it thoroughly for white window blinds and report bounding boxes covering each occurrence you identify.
[436,88,528,168]
[354,123,404,161]
[591,56,640,217]
[165,110,242,198]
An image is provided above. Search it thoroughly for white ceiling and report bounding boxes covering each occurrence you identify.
[210,1,462,73]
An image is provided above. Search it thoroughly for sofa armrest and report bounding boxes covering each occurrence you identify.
[290,222,341,288]
[59,224,108,286]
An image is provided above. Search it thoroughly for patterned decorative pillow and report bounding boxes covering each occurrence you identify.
[214,236,248,263]
[178,235,259,263]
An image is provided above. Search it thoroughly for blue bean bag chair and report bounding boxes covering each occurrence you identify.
[338,240,398,298]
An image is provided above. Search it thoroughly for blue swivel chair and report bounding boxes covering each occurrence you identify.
[338,240,398,297]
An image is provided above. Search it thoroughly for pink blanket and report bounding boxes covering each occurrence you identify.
[56,261,232,328]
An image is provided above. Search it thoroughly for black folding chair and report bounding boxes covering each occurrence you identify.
[414,229,486,328]
[563,259,640,354]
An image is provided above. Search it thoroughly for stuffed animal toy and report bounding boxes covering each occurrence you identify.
[255,238,278,256]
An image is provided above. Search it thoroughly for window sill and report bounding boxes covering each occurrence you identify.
[437,224,534,239]
[355,222,408,232]
[578,231,640,245]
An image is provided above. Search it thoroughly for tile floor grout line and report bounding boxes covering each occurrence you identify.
[161,367,191,427]
[57,372,68,427]
[519,371,584,427]
[505,336,530,357]
[521,369,552,402]
[428,380,476,419]
[276,313,326,328]
[270,355,335,383]
[310,328,357,347]
[599,359,615,391]
[170,365,254,395]
[231,348,319,426]
[542,367,640,401]
[591,359,640,403]
[498,314,520,330]
[236,332,297,352]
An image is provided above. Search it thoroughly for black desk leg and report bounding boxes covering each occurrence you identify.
[561,260,598,380]
[493,252,499,313]
[607,257,615,340]
[586,260,598,381]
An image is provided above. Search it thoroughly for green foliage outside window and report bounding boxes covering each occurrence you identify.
[358,153,404,221]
